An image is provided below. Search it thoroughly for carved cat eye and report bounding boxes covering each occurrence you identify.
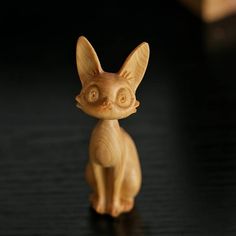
[85,86,100,103]
[116,88,132,108]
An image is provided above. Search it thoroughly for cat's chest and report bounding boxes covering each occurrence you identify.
[89,121,123,166]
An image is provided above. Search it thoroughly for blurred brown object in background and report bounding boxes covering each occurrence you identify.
[179,0,236,22]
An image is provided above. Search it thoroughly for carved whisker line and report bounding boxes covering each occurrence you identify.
[121,70,133,80]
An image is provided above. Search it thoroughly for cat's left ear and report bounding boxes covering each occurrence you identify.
[76,36,103,86]
[118,42,150,92]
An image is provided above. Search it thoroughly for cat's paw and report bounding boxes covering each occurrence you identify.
[121,198,134,212]
[108,201,122,217]
[90,194,106,214]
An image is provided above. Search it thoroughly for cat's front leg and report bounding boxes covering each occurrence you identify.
[91,163,106,214]
[109,163,125,217]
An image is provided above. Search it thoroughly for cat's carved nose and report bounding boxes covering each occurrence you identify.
[102,97,112,109]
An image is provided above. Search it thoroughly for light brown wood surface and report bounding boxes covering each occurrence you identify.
[75,36,149,217]
[179,0,236,22]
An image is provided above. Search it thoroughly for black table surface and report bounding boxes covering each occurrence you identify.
[1,2,236,235]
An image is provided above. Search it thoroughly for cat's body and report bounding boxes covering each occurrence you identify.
[86,119,141,216]
[75,36,149,217]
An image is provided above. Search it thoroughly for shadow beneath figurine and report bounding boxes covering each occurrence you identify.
[88,206,146,236]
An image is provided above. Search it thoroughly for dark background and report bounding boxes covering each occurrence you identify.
[1,1,236,235]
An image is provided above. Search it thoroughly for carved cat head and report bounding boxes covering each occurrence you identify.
[75,36,149,120]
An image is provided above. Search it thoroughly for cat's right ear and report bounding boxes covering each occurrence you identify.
[76,36,103,86]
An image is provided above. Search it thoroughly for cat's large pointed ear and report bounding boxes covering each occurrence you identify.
[76,36,103,86]
[118,42,150,92]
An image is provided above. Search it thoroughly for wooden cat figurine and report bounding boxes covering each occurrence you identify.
[75,36,149,217]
